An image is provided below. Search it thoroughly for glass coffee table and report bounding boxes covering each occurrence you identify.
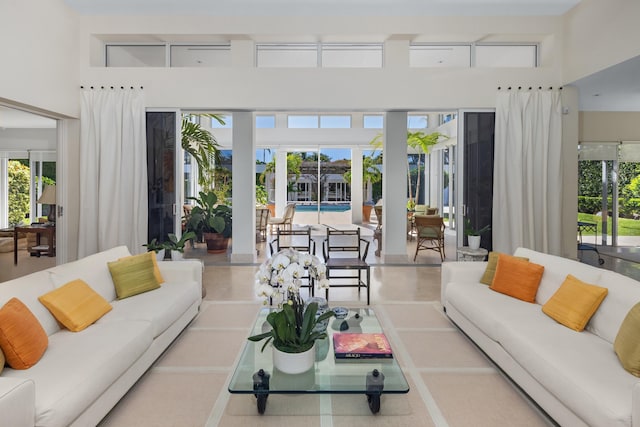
[228,307,410,414]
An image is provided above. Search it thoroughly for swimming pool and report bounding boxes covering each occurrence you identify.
[295,203,352,212]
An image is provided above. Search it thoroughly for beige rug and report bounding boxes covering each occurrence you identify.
[98,266,554,427]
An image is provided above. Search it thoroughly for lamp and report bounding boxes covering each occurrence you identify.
[37,185,56,223]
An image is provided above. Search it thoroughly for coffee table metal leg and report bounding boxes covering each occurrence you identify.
[366,369,385,414]
[253,369,270,414]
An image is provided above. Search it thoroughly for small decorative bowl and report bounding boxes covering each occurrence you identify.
[333,306,349,319]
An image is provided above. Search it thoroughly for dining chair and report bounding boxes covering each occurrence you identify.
[255,207,270,242]
[413,215,446,261]
[268,203,296,233]
[269,227,315,296]
[322,228,371,305]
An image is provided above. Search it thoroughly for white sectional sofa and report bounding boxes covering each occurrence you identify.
[0,246,203,427]
[442,247,640,427]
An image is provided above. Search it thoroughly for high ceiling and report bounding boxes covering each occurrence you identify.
[62,0,582,17]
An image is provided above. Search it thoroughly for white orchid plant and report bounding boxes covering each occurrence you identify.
[255,248,330,303]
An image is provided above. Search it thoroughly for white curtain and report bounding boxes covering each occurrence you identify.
[78,89,148,257]
[493,90,563,255]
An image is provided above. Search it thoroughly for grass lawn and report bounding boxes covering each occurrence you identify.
[578,213,640,236]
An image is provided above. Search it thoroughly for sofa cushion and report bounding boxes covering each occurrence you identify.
[479,252,528,285]
[542,274,608,332]
[1,320,153,427]
[48,245,131,302]
[588,270,640,344]
[513,247,603,305]
[490,254,544,303]
[108,252,164,299]
[498,314,636,427]
[0,298,48,369]
[614,302,640,377]
[38,279,112,332]
[97,280,200,338]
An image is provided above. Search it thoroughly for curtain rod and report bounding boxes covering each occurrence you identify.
[497,86,562,90]
[80,86,144,90]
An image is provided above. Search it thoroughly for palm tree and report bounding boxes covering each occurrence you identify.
[181,114,225,190]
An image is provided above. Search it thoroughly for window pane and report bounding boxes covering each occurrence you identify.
[408,115,428,128]
[257,44,318,68]
[363,115,383,129]
[475,45,537,67]
[320,115,351,128]
[321,44,382,68]
[212,115,232,128]
[288,115,318,128]
[256,115,275,128]
[106,45,166,67]
[170,45,231,67]
[410,45,471,67]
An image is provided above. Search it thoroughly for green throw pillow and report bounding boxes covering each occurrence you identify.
[108,252,163,299]
[614,302,640,377]
[479,252,529,285]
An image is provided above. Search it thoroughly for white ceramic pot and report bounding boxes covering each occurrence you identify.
[272,343,316,374]
[468,235,481,250]
[170,250,184,261]
[155,249,165,261]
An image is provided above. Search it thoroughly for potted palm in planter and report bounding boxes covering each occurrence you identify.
[186,190,232,254]
[165,231,196,260]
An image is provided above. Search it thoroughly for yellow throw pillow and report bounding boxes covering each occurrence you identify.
[38,279,113,332]
[108,251,164,299]
[480,252,529,285]
[0,298,48,369]
[614,302,640,377]
[542,275,608,332]
[489,254,544,303]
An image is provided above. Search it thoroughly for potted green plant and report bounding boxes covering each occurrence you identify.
[464,217,491,250]
[248,249,334,374]
[186,190,232,254]
[143,238,168,261]
[165,231,196,260]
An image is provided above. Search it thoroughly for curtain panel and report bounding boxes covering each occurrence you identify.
[493,90,563,255]
[78,89,148,257]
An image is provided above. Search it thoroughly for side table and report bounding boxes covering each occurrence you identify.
[457,246,488,261]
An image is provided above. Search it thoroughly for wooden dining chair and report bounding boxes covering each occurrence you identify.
[413,215,446,261]
[322,228,371,305]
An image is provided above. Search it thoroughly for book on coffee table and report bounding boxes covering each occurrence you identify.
[333,333,393,359]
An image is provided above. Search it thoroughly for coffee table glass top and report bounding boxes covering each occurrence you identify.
[228,307,410,395]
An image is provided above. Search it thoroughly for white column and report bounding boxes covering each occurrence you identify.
[351,147,363,223]
[383,111,408,261]
[231,111,256,263]
[275,149,287,216]
[231,40,255,67]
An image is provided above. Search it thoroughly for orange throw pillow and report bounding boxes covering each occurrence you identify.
[490,253,544,303]
[0,298,48,369]
[542,275,608,332]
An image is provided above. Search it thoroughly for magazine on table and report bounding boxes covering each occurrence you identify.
[333,333,393,359]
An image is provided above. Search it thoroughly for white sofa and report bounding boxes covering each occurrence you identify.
[0,246,203,427]
[442,247,640,427]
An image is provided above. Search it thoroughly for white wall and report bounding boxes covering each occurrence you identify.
[563,0,640,84]
[0,129,57,151]
[0,0,79,117]
[579,112,640,142]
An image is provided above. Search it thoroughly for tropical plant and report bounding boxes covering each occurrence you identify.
[181,114,224,191]
[343,150,382,203]
[186,190,232,238]
[143,238,168,253]
[165,231,196,253]
[464,217,491,236]
[256,184,268,205]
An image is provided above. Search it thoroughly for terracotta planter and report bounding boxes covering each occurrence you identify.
[204,232,229,254]
[267,203,276,218]
[362,205,373,222]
